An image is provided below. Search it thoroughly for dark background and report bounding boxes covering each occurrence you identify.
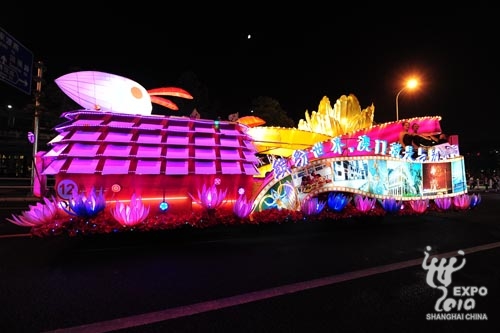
[1,6,496,148]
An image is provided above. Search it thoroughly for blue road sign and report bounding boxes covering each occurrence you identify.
[0,27,34,95]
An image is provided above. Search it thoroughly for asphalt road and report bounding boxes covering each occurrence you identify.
[0,192,499,333]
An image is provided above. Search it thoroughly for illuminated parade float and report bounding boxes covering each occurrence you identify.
[7,71,480,237]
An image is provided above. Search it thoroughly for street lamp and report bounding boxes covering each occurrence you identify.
[395,78,418,121]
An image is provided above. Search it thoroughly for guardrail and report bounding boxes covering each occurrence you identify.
[0,177,55,197]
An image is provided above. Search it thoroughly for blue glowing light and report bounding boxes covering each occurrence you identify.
[159,201,169,211]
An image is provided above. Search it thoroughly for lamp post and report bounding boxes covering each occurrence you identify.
[32,61,43,191]
[6,104,14,127]
[395,78,418,121]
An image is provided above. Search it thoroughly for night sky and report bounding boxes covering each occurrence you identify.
[1,7,495,147]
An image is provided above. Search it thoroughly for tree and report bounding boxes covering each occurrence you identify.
[250,96,296,128]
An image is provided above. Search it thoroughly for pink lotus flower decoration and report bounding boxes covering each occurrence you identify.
[353,195,376,213]
[189,184,227,210]
[469,193,481,209]
[327,192,351,212]
[233,194,253,219]
[434,196,452,210]
[453,194,470,210]
[380,197,402,214]
[410,199,429,213]
[301,197,326,216]
[110,194,150,227]
[7,196,60,227]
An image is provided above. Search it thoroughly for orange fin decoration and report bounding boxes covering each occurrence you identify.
[147,87,193,99]
[150,96,179,110]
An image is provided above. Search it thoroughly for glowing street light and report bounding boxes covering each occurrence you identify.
[396,78,419,121]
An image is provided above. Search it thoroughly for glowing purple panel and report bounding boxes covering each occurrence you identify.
[66,159,100,174]
[165,160,188,175]
[72,119,104,127]
[221,161,241,174]
[48,131,70,144]
[242,150,259,163]
[107,120,136,128]
[166,147,189,159]
[136,133,162,144]
[195,148,216,160]
[102,159,131,175]
[220,137,240,147]
[219,128,240,136]
[41,159,65,175]
[135,160,161,174]
[44,144,69,157]
[67,143,100,157]
[194,136,216,146]
[103,145,132,157]
[193,123,215,133]
[136,146,162,158]
[137,122,165,130]
[219,148,240,160]
[243,140,257,150]
[243,162,260,175]
[166,122,189,132]
[195,161,216,174]
[71,131,102,142]
[166,134,188,145]
[105,132,134,142]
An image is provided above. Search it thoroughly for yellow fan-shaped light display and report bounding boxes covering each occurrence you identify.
[247,94,374,159]
[297,94,374,137]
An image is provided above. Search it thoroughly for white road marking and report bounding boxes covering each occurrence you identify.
[43,241,500,333]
